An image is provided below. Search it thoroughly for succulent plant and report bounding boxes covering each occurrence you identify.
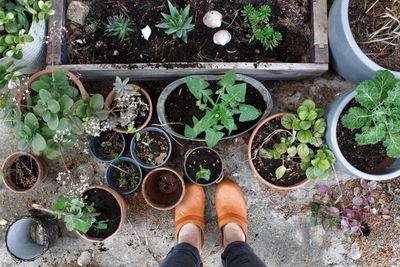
[104,14,134,42]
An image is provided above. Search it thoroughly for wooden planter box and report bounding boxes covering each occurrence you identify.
[46,0,328,81]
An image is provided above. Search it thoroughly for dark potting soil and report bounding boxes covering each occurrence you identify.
[110,161,140,191]
[349,0,400,71]
[67,0,310,64]
[10,156,39,189]
[136,131,169,165]
[251,117,307,187]
[94,131,124,160]
[185,148,222,184]
[165,81,267,138]
[337,100,391,174]
[145,170,183,206]
[84,189,121,238]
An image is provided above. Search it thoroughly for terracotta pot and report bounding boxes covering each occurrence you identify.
[1,152,47,193]
[16,67,89,107]
[142,167,185,211]
[76,185,127,242]
[247,113,310,191]
[104,84,153,134]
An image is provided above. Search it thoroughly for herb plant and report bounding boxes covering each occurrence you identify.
[341,70,400,158]
[156,0,194,43]
[104,14,134,42]
[52,195,108,233]
[241,4,282,50]
[184,70,262,147]
[257,100,336,180]
[195,165,211,182]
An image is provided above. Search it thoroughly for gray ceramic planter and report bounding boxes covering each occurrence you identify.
[328,0,400,83]
[326,90,400,180]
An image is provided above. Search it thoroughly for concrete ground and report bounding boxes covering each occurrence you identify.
[0,72,378,267]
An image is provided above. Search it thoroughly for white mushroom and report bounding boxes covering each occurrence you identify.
[213,30,232,46]
[203,10,223,28]
[141,25,152,40]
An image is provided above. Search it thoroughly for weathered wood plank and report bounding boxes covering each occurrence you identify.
[46,0,66,65]
[311,0,329,64]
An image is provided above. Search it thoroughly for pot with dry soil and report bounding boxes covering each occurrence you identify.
[1,152,47,193]
[184,146,224,186]
[5,214,59,261]
[142,167,185,210]
[89,131,126,162]
[130,127,172,169]
[106,157,143,195]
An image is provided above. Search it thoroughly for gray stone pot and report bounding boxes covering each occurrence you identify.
[328,0,400,83]
[326,90,400,180]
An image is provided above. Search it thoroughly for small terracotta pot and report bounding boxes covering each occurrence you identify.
[247,113,310,191]
[76,185,127,242]
[16,67,89,107]
[1,152,47,193]
[142,167,185,211]
[104,84,153,134]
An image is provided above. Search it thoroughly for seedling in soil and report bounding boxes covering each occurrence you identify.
[341,70,400,158]
[111,163,140,190]
[195,165,211,182]
[241,4,282,50]
[104,14,134,42]
[8,155,39,189]
[156,0,194,43]
[184,70,262,147]
[136,131,169,166]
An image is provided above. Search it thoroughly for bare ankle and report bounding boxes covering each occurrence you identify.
[222,222,246,249]
[178,223,202,250]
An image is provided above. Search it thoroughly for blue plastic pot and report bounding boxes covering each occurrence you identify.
[130,127,172,169]
[106,157,143,195]
[89,132,126,163]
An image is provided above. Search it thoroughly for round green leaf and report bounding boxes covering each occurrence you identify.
[32,133,47,154]
[24,112,39,131]
[89,94,104,110]
[275,165,287,179]
[48,99,60,113]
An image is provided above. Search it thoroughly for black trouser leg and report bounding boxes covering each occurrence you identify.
[159,243,202,267]
[221,241,267,267]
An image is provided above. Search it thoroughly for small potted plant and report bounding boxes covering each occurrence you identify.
[89,130,126,162]
[142,167,185,211]
[326,70,400,180]
[248,99,336,191]
[104,76,152,134]
[184,146,224,186]
[106,157,142,195]
[130,127,172,169]
[1,152,46,193]
[5,214,59,261]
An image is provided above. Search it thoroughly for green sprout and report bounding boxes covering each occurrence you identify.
[195,165,211,182]
[104,14,134,42]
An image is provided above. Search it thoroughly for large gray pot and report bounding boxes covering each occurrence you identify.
[157,74,273,142]
[326,90,400,180]
[328,0,400,83]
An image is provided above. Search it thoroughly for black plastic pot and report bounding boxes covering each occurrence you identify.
[130,127,172,169]
[89,131,126,162]
[106,157,143,195]
[5,215,59,261]
[184,146,224,186]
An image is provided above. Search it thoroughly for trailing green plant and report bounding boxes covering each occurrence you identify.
[241,4,282,50]
[195,165,211,182]
[104,14,134,42]
[0,1,54,59]
[11,69,107,159]
[51,195,108,233]
[0,60,24,89]
[341,70,400,158]
[184,70,262,147]
[156,0,194,43]
[256,99,336,180]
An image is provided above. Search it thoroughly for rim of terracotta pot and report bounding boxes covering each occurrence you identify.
[1,152,46,193]
[142,167,185,211]
[76,185,127,242]
[247,113,310,191]
[16,67,89,107]
[104,84,153,134]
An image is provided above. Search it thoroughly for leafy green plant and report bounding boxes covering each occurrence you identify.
[341,70,400,158]
[0,60,24,89]
[241,4,282,50]
[156,0,194,43]
[257,99,336,180]
[11,69,107,159]
[195,165,211,182]
[104,14,134,42]
[52,195,107,233]
[184,70,262,147]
